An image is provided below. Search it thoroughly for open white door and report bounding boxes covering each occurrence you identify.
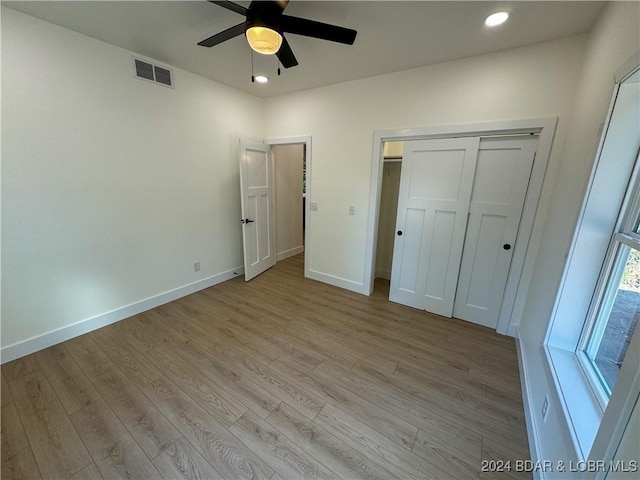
[239,140,275,281]
[453,136,537,327]
[389,137,479,316]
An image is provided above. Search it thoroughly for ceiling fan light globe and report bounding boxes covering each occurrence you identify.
[246,26,282,55]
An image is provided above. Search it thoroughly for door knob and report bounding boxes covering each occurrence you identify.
[503,243,511,250]
[397,231,403,236]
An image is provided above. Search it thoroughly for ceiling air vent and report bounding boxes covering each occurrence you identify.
[133,57,174,88]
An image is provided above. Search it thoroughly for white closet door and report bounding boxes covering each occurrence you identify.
[453,136,537,327]
[389,137,479,316]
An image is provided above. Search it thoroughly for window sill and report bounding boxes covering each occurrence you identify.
[545,345,604,460]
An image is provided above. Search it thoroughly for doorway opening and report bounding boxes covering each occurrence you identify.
[365,119,557,335]
[374,142,403,297]
[268,136,312,279]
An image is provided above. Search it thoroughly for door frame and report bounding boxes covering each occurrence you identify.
[264,135,312,280]
[364,118,557,336]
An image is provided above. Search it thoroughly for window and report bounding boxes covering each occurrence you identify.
[580,174,640,403]
[546,62,640,459]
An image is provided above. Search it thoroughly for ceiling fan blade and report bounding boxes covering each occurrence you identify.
[275,0,290,11]
[198,22,246,47]
[208,1,247,16]
[276,36,298,68]
[249,0,289,12]
[281,15,357,45]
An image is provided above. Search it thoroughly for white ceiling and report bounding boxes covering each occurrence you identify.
[4,1,606,98]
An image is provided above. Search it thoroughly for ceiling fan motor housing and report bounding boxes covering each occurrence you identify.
[245,2,283,34]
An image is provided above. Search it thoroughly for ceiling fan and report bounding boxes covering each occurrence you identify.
[198,1,358,68]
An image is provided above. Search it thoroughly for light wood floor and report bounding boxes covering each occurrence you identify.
[1,254,530,480]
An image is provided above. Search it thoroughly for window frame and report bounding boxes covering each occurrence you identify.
[545,58,640,461]
[577,154,640,409]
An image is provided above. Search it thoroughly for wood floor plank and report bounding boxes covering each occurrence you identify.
[1,445,42,480]
[289,320,399,374]
[172,341,281,419]
[133,312,190,348]
[222,319,289,361]
[110,316,165,352]
[412,428,481,479]
[69,462,103,480]
[278,323,360,369]
[469,364,524,395]
[64,334,110,370]
[89,326,163,386]
[70,398,163,480]
[2,356,40,383]
[151,303,222,349]
[2,370,13,406]
[225,317,327,371]
[486,383,524,410]
[1,402,30,462]
[394,359,490,401]
[317,360,527,448]
[355,360,524,427]
[349,327,471,374]
[229,410,337,480]
[484,434,531,465]
[8,370,92,478]
[315,403,449,480]
[272,358,418,450]
[142,376,273,480]
[353,355,399,375]
[209,342,326,421]
[314,361,489,456]
[384,325,519,376]
[211,323,282,365]
[86,361,181,459]
[34,344,101,415]
[266,402,398,480]
[153,436,222,480]
[145,345,247,427]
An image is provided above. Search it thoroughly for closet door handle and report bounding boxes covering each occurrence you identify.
[397,231,403,236]
[503,243,511,250]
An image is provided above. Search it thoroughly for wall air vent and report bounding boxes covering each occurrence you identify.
[133,57,174,88]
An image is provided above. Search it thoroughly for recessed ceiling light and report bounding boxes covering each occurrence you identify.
[485,11,510,27]
[254,75,268,84]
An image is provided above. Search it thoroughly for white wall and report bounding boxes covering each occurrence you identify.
[273,144,304,261]
[606,398,639,480]
[264,34,587,295]
[516,1,640,474]
[1,8,264,356]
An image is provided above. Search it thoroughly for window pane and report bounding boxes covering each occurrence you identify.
[587,246,640,394]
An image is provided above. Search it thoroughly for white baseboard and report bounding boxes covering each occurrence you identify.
[507,323,519,338]
[375,269,391,280]
[0,266,244,364]
[516,332,544,480]
[276,245,304,262]
[307,269,366,295]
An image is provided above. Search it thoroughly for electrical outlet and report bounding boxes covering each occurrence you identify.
[541,395,549,422]
[349,205,356,215]
[310,201,318,211]
[193,261,200,272]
